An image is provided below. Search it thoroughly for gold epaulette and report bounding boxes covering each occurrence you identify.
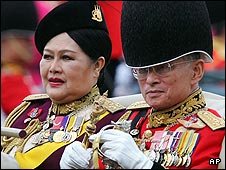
[23,94,50,101]
[126,100,149,110]
[197,110,225,130]
[102,98,126,113]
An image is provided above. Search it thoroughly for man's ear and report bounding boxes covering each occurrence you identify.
[191,59,205,85]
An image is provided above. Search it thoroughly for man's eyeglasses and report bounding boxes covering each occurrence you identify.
[132,60,195,80]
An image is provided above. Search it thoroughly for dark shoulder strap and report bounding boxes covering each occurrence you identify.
[128,109,147,131]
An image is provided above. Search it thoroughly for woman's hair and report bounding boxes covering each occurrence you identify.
[68,29,112,89]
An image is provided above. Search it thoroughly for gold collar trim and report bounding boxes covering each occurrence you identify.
[51,85,100,115]
[148,88,206,128]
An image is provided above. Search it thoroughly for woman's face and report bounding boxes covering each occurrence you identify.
[40,32,101,104]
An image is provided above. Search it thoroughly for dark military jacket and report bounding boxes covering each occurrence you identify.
[1,92,126,169]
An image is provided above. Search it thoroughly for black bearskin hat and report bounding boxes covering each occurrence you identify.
[121,1,213,68]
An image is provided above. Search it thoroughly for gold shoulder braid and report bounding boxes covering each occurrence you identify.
[148,88,206,128]
[1,94,50,153]
[23,94,49,101]
[197,110,225,130]
[1,101,31,151]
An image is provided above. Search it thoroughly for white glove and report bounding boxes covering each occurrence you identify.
[1,152,20,169]
[60,141,93,169]
[89,129,154,169]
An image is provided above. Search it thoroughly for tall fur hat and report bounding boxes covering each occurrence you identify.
[121,1,213,68]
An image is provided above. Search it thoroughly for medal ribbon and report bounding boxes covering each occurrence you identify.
[179,131,194,156]
[187,133,200,155]
[176,132,187,156]
[51,116,64,130]
[66,115,76,131]
[150,131,165,151]
[61,116,70,131]
[172,131,183,151]
[168,131,178,152]
[160,132,171,150]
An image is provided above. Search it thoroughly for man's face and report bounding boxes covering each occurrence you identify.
[137,59,195,110]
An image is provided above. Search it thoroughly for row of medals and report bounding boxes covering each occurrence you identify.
[31,115,84,145]
[133,129,198,168]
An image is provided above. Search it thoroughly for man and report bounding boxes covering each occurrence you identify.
[88,1,225,169]
[1,1,126,169]
[60,1,225,169]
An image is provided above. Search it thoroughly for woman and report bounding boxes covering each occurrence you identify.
[1,1,126,169]
[60,1,225,169]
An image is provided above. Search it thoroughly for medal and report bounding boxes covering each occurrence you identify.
[185,154,191,167]
[168,152,175,167]
[173,152,179,166]
[32,131,48,145]
[53,130,64,142]
[48,129,58,142]
[144,149,156,162]
[155,151,160,162]
[69,116,84,142]
[176,156,183,167]
[54,115,71,142]
[158,152,165,164]
[62,132,71,142]
[165,152,173,167]
[161,153,168,166]
[181,154,188,166]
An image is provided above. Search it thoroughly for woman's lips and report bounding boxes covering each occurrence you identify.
[48,77,64,87]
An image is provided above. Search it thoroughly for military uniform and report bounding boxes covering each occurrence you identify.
[105,1,225,169]
[1,1,122,169]
[1,86,126,169]
[114,88,224,169]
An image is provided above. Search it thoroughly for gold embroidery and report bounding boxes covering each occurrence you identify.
[148,88,206,128]
[96,91,125,113]
[51,85,100,115]
[23,94,49,101]
[2,119,42,154]
[127,101,149,110]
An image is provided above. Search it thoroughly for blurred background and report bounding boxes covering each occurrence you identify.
[1,1,225,125]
